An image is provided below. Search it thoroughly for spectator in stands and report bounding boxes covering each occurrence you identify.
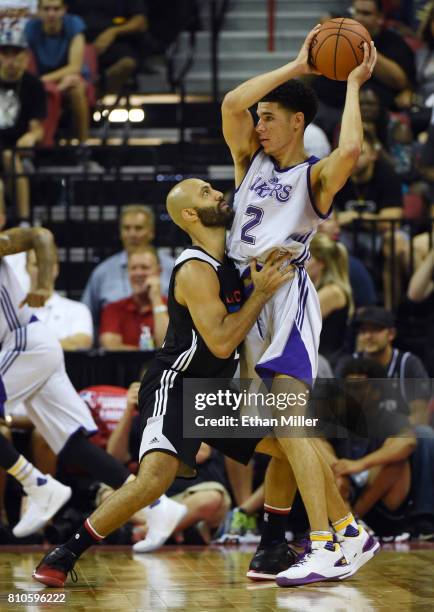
[314,0,415,135]
[99,246,168,351]
[26,247,93,349]
[25,0,89,142]
[82,204,174,329]
[322,357,417,539]
[336,306,431,426]
[416,2,434,103]
[307,233,353,367]
[333,131,406,308]
[407,246,434,303]
[67,0,147,95]
[359,85,390,149]
[0,22,46,224]
[317,211,377,308]
[334,132,403,228]
[303,122,331,159]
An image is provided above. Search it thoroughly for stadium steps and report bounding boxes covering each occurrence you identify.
[168,0,348,95]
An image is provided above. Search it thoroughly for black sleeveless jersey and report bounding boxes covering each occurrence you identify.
[155,246,243,378]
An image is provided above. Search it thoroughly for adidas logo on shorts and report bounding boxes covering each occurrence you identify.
[149,437,159,444]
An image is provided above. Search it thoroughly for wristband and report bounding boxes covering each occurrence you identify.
[5,414,12,426]
[153,305,168,314]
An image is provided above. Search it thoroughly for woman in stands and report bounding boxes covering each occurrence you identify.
[307,233,354,367]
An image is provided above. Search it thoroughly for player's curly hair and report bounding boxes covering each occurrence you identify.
[260,80,318,129]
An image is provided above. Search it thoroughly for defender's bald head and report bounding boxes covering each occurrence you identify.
[166,178,204,228]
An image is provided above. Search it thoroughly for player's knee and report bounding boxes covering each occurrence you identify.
[136,452,178,493]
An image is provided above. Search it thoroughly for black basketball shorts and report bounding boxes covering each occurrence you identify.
[138,361,260,478]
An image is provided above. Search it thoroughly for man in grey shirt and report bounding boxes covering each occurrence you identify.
[82,204,173,329]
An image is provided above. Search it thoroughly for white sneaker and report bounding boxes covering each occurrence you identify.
[339,525,380,578]
[276,541,351,587]
[13,475,72,538]
[132,495,187,553]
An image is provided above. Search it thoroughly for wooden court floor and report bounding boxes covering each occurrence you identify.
[0,542,433,611]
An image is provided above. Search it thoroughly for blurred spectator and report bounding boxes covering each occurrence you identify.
[334,133,403,228]
[25,0,89,141]
[67,0,146,95]
[25,247,93,349]
[326,355,434,541]
[82,204,174,329]
[336,306,431,426]
[327,357,417,538]
[407,246,434,303]
[359,85,391,148]
[307,233,353,366]
[333,131,406,308]
[0,2,36,19]
[303,122,331,159]
[314,0,415,135]
[0,22,45,224]
[415,1,434,105]
[99,246,168,351]
[318,211,377,308]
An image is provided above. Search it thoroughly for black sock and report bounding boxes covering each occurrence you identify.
[0,433,20,470]
[260,505,290,547]
[58,431,130,489]
[64,519,103,558]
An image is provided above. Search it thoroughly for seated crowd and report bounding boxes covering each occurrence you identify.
[0,0,433,549]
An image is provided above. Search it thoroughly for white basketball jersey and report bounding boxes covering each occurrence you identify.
[227,150,327,270]
[0,258,33,343]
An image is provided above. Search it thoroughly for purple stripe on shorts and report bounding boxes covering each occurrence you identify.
[255,323,312,385]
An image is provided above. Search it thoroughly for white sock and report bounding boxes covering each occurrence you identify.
[7,455,46,489]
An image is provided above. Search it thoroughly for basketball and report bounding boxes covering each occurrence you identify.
[309,18,372,81]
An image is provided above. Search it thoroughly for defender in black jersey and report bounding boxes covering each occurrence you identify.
[138,246,251,477]
[33,177,295,588]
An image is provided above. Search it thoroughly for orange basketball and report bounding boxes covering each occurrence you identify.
[309,18,372,81]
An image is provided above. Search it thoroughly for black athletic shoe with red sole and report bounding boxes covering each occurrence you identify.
[32,546,78,587]
[246,541,298,580]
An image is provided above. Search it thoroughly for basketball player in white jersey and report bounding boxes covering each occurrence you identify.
[0,226,187,541]
[222,27,379,585]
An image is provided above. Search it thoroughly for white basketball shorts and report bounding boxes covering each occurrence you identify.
[241,267,321,385]
[0,320,97,454]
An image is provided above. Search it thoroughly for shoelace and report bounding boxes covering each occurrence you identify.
[69,568,78,583]
[291,550,314,567]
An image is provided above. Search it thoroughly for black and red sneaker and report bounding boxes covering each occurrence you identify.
[32,546,78,587]
[246,541,298,581]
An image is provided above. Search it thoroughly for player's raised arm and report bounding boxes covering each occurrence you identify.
[0,227,56,307]
[311,42,377,215]
[175,255,294,359]
[221,25,321,186]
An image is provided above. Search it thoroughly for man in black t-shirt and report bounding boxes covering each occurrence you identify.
[0,23,46,224]
[333,132,405,307]
[67,0,147,94]
[333,133,403,223]
[314,0,415,136]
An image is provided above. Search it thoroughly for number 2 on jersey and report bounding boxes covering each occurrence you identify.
[240,206,264,244]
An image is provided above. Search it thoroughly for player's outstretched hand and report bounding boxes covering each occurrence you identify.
[20,288,51,308]
[294,24,322,75]
[250,250,296,298]
[348,41,377,87]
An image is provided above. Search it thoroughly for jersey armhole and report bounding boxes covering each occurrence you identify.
[172,258,220,308]
[307,162,333,220]
[234,147,262,194]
